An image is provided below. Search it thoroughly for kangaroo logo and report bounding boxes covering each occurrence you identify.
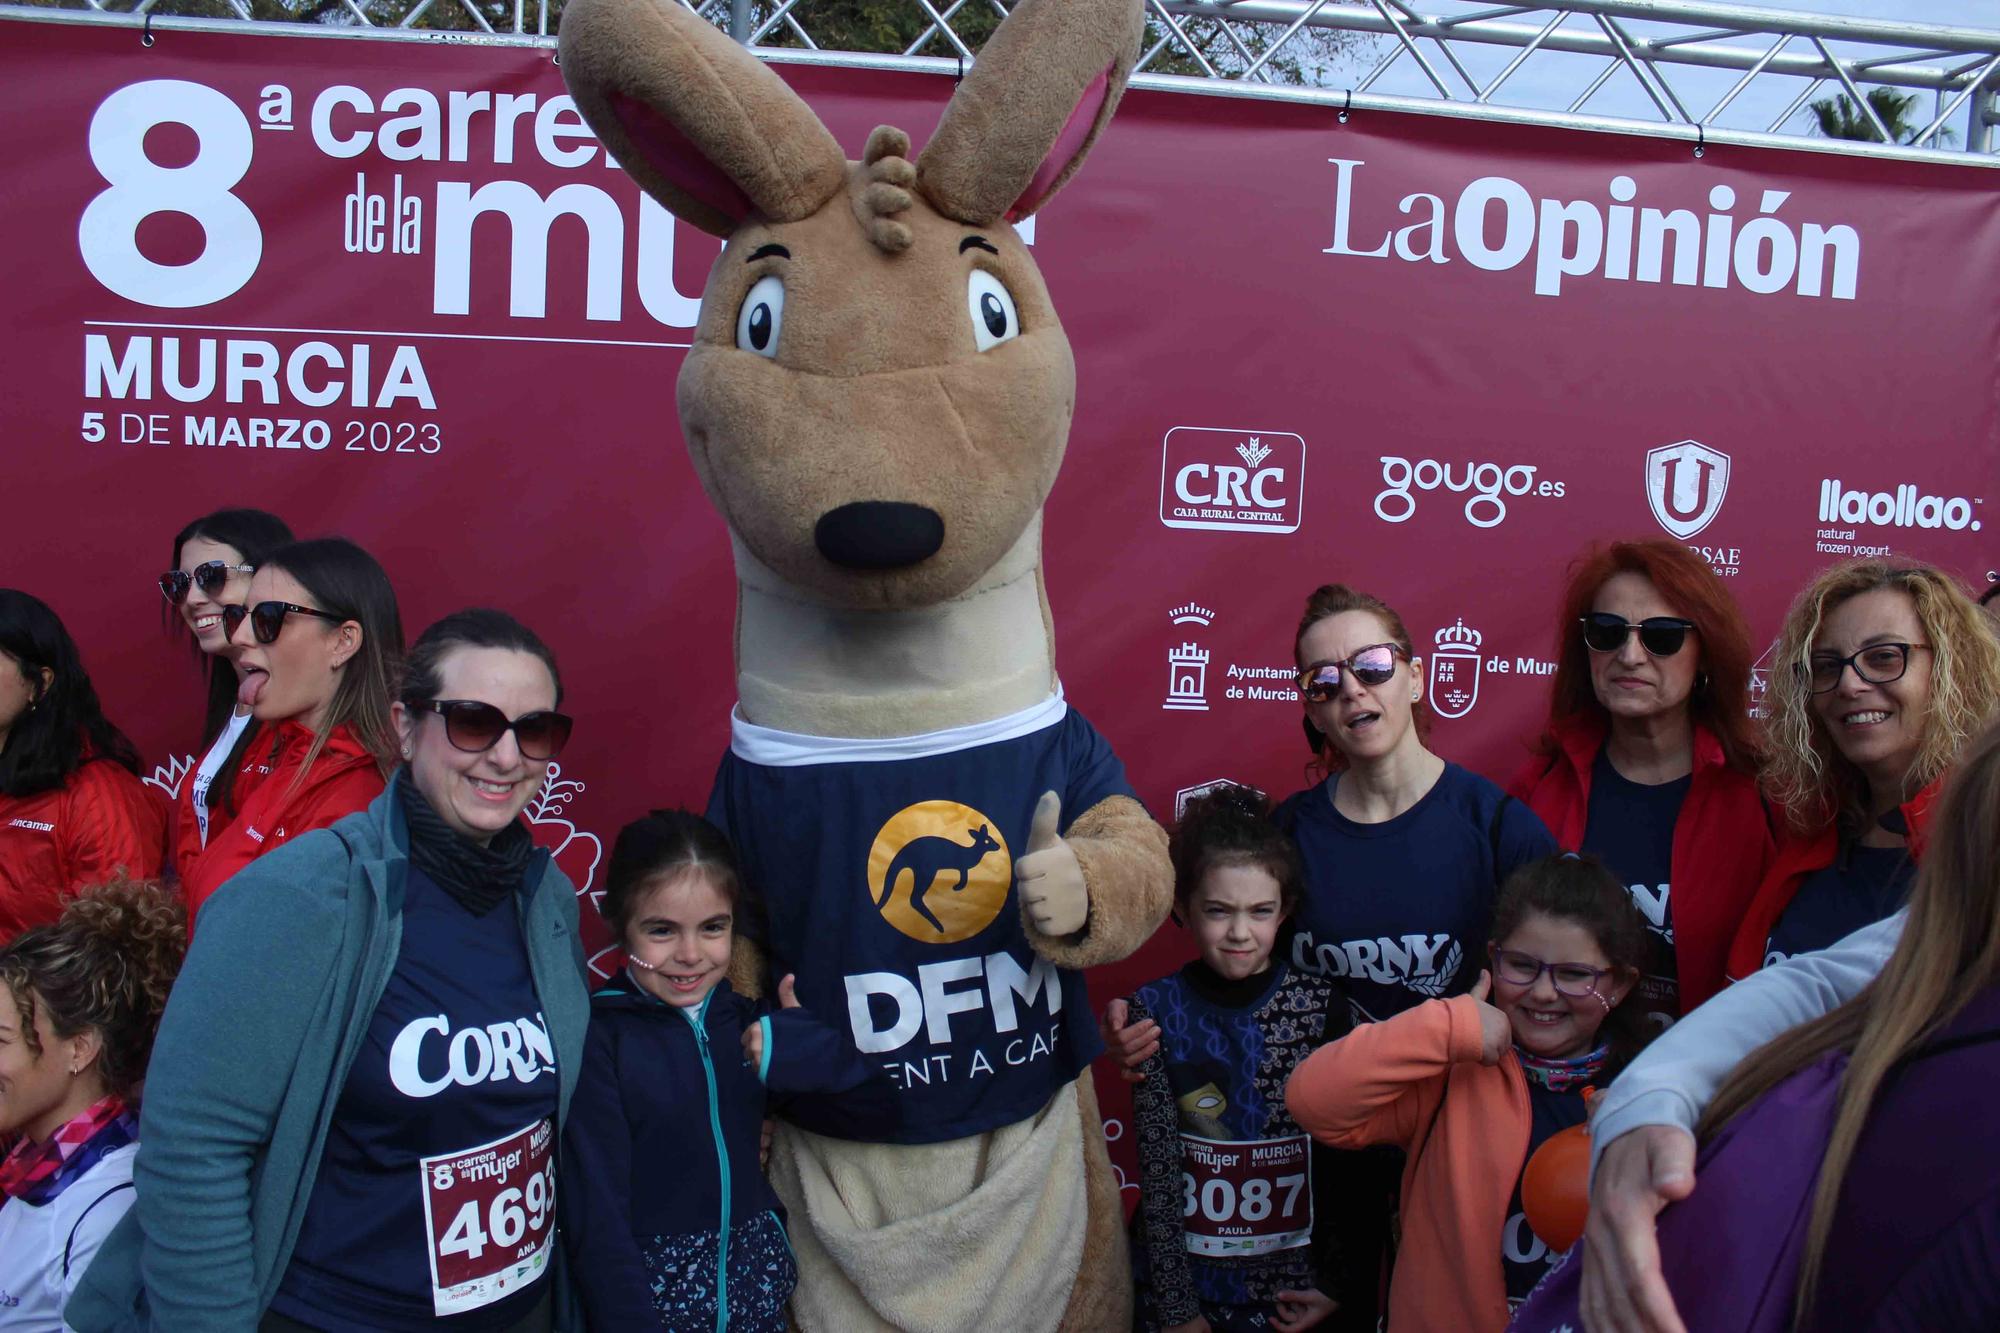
[867,800,1013,944]
[1645,440,1731,539]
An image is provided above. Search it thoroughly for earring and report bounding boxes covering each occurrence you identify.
[401,746,413,760]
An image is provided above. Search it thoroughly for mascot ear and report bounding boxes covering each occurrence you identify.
[559,0,849,237]
[916,0,1142,225]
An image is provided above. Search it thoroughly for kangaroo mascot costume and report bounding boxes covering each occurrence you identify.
[560,1,1172,1326]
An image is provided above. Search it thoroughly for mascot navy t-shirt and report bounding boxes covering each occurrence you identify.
[709,693,1125,1145]
[1276,763,1555,1024]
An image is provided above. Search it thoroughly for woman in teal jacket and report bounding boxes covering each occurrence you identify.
[69,610,592,1332]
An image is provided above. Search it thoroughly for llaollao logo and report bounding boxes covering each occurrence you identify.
[868,801,1013,944]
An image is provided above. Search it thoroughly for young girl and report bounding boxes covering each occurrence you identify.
[1285,853,1653,1330]
[0,877,185,1331]
[1128,785,1343,1333]
[562,809,879,1332]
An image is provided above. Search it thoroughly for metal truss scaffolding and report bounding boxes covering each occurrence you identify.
[8,0,2000,163]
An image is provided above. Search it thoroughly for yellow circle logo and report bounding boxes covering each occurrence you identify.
[868,800,1013,944]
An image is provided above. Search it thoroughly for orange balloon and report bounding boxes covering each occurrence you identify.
[1521,1122,1592,1252]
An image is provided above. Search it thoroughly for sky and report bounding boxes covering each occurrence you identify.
[1283,0,1999,150]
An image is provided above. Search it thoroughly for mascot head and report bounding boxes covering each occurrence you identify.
[560,0,1142,611]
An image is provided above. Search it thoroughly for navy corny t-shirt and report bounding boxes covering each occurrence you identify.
[708,694,1128,1144]
[1276,763,1555,1024]
[1765,843,1914,968]
[272,865,559,1330]
[1578,750,1689,1029]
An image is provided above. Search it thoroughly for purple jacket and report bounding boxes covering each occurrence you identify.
[1511,983,2000,1332]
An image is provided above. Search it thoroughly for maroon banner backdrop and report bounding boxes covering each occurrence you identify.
[6,16,1998,1198]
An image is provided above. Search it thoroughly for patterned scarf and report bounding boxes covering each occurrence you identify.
[0,1094,136,1206]
[1517,1042,1610,1093]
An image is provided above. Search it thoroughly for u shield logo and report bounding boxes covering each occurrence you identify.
[868,801,1012,943]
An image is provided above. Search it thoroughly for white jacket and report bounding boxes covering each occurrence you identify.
[0,1142,137,1331]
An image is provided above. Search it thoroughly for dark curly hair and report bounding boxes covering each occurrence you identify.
[1170,783,1305,916]
[0,877,187,1100]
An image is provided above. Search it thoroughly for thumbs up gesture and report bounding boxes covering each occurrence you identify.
[1016,790,1088,938]
[742,974,799,1069]
[1469,970,1512,1067]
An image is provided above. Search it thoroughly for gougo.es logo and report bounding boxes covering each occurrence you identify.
[1373,456,1565,529]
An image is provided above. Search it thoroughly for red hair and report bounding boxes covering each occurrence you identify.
[1536,542,1760,773]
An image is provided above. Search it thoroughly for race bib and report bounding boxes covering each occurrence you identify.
[419,1118,556,1316]
[1179,1132,1312,1257]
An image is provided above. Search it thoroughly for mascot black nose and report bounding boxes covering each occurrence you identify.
[815,502,945,570]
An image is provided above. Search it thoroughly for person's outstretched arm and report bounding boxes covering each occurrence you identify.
[1580,911,1902,1333]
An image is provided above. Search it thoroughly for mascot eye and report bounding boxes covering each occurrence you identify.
[966,270,1019,351]
[736,275,785,358]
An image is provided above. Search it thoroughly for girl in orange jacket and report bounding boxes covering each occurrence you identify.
[1285,854,1654,1331]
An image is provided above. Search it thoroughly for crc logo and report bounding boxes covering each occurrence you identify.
[868,801,1012,944]
[1373,457,1562,529]
[1646,440,1731,539]
[1429,619,1483,719]
[1160,428,1305,533]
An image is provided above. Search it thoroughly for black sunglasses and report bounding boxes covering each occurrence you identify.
[1294,643,1410,702]
[1579,612,1696,658]
[413,699,574,761]
[221,600,347,644]
[159,560,255,604]
[1804,642,1929,696]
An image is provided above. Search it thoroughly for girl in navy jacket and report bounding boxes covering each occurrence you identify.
[562,810,880,1332]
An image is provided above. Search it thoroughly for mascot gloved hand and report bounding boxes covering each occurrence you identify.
[561,2,1171,1327]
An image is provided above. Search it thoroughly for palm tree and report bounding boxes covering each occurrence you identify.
[1810,87,1955,146]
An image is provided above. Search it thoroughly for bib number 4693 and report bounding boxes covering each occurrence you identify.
[439,1157,555,1262]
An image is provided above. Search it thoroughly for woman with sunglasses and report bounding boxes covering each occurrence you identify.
[1727,558,2000,977]
[0,591,164,939]
[76,609,591,1331]
[159,509,294,887]
[180,537,403,928]
[1507,542,1770,1028]
[1106,584,1555,1331]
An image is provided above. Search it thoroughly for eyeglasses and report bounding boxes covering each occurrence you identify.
[413,699,574,761]
[1294,643,1410,702]
[159,560,255,604]
[1805,642,1929,695]
[1488,946,1611,998]
[221,601,347,644]
[1579,612,1696,657]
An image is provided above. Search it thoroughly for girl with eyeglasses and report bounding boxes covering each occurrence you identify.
[1729,558,2000,976]
[1106,584,1555,1331]
[159,509,295,887]
[180,537,404,928]
[1286,853,1655,1330]
[0,591,164,939]
[75,609,592,1332]
[1507,542,1772,1029]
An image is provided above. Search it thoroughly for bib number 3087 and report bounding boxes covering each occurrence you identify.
[420,1119,556,1316]
[1178,1133,1312,1257]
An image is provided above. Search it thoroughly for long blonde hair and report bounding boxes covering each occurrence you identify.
[1699,718,2000,1324]
[1761,559,2000,835]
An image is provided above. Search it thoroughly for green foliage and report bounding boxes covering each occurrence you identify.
[1809,86,1954,147]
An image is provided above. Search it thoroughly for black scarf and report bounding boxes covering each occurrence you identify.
[399,777,535,916]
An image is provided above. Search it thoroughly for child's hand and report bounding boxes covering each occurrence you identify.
[1469,970,1512,1066]
[742,974,802,1067]
[1162,1318,1213,1333]
[1100,999,1160,1083]
[1271,1288,1336,1331]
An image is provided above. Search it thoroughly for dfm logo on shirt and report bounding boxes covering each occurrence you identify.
[389,1011,555,1098]
[868,801,1013,944]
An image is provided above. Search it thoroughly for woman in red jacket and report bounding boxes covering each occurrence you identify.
[1729,558,2000,978]
[181,537,403,927]
[158,508,294,887]
[1509,541,1770,1024]
[0,590,165,939]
